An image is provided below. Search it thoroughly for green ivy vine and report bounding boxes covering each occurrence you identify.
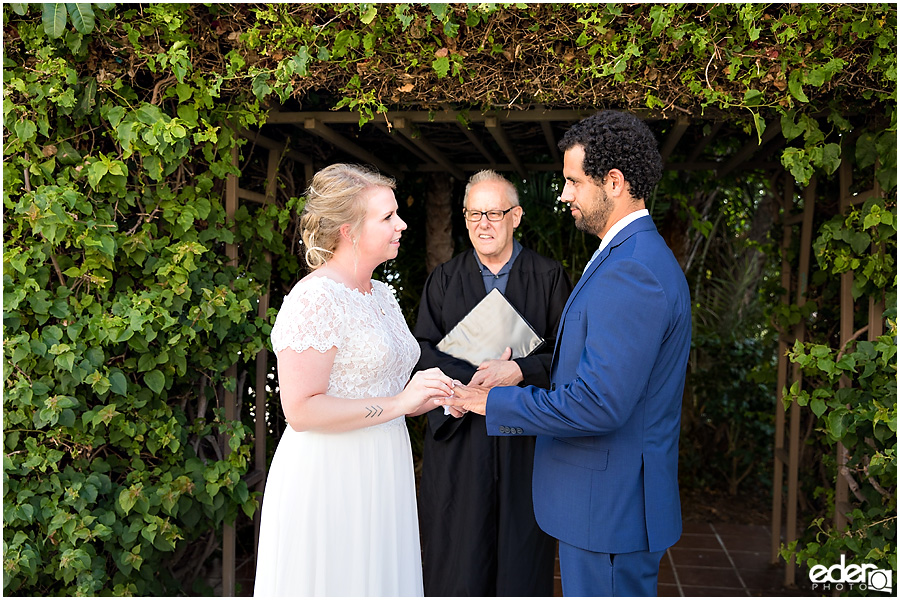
[780,196,897,579]
[3,3,293,595]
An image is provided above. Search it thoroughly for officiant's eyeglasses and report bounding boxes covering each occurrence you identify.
[464,207,514,222]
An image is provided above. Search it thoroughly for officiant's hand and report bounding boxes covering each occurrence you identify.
[469,347,523,388]
[436,383,489,416]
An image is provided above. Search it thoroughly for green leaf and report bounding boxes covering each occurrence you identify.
[360,4,377,25]
[66,3,95,34]
[750,111,766,144]
[137,353,157,372]
[74,77,97,119]
[57,140,82,165]
[649,5,671,38]
[251,73,271,99]
[291,46,311,77]
[826,409,849,440]
[781,111,804,141]
[429,3,450,20]
[819,143,841,175]
[849,231,871,254]
[432,55,450,78]
[56,351,75,372]
[42,3,68,39]
[118,486,139,515]
[788,70,809,103]
[14,119,37,142]
[109,371,128,396]
[443,20,459,38]
[144,369,165,394]
[86,159,109,189]
[743,89,764,107]
[332,29,358,58]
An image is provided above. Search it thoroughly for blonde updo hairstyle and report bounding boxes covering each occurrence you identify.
[300,163,396,269]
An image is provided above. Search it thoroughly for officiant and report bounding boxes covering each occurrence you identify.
[413,170,573,596]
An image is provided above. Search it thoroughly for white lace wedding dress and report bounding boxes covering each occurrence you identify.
[254,276,424,597]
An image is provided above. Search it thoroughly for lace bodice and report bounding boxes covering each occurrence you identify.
[271,276,420,408]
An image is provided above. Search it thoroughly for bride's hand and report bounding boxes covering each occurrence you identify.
[396,368,455,414]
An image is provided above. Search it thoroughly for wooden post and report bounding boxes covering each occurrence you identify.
[771,175,793,564]
[252,148,279,554]
[222,144,239,597]
[784,177,815,587]
[834,158,853,530]
[425,173,455,274]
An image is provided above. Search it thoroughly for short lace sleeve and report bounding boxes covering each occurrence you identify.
[270,278,345,354]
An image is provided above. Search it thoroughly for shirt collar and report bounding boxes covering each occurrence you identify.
[597,209,649,254]
[473,238,522,277]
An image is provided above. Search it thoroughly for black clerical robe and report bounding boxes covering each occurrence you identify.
[414,247,572,596]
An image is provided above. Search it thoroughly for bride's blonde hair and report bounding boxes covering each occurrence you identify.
[300,164,396,269]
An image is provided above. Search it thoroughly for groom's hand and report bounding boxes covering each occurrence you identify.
[436,383,489,416]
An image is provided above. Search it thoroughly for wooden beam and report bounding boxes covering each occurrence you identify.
[485,116,526,179]
[302,118,403,179]
[393,117,466,180]
[686,121,724,164]
[717,119,784,177]
[414,162,560,173]
[660,117,690,162]
[374,123,433,164]
[456,122,497,168]
[540,119,561,165]
[268,108,606,125]
[238,188,270,204]
[411,161,767,173]
[240,128,312,164]
[440,102,497,167]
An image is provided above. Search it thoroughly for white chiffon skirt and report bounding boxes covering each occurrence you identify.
[254,417,424,596]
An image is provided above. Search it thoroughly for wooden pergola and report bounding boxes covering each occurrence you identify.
[215,105,882,593]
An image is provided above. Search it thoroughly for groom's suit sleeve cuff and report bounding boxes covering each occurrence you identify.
[486,386,527,436]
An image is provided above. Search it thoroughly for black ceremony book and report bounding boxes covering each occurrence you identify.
[437,288,544,367]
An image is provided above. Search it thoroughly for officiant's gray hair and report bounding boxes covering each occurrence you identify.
[300,163,395,269]
[464,170,519,208]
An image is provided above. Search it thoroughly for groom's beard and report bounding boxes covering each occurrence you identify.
[574,187,612,237]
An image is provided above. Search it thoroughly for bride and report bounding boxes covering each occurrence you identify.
[254,164,455,596]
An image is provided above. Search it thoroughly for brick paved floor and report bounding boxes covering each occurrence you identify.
[551,521,810,597]
[240,520,810,596]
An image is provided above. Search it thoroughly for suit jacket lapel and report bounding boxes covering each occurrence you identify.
[549,216,657,377]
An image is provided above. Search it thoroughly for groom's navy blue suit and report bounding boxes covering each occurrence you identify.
[487,215,691,595]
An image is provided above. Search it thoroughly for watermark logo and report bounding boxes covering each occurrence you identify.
[809,554,893,594]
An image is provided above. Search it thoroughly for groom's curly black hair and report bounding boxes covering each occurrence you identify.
[558,111,662,202]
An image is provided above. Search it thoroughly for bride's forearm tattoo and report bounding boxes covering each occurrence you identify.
[365,405,384,418]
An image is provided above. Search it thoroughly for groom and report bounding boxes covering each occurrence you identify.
[440,110,692,596]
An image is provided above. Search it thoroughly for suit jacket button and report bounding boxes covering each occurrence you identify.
[516,427,524,434]
[500,426,509,434]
